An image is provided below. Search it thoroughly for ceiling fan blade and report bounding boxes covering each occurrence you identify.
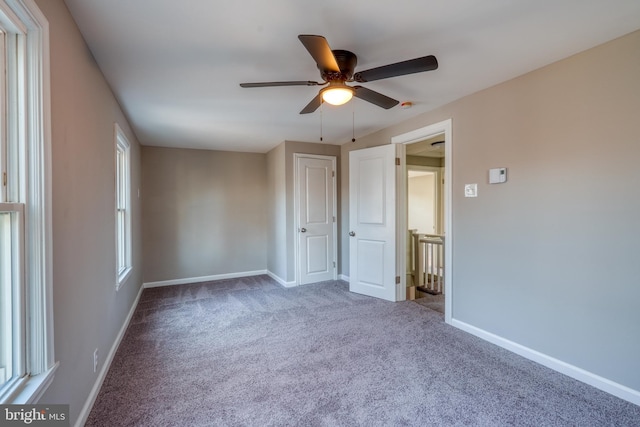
[298,35,340,73]
[300,93,323,114]
[353,86,399,109]
[240,81,320,88]
[353,55,438,83]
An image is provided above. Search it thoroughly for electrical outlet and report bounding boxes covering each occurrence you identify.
[93,348,98,373]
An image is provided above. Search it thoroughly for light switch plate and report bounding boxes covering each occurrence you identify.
[464,183,478,197]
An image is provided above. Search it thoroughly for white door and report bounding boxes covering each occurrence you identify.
[297,155,336,285]
[349,144,398,301]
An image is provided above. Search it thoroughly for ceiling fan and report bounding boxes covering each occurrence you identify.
[240,35,438,114]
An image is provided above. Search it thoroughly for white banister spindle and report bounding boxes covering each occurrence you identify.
[416,234,445,295]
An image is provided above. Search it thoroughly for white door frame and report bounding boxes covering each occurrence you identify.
[293,153,338,285]
[392,119,452,324]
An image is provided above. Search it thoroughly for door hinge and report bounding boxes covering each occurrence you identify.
[333,216,336,223]
[332,170,335,178]
[2,172,6,186]
[333,261,336,268]
[395,157,401,166]
[395,276,401,284]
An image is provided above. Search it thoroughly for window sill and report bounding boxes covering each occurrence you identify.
[1,362,59,404]
[117,267,132,291]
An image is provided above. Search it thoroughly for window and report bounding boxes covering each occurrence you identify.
[115,124,131,289]
[0,0,55,403]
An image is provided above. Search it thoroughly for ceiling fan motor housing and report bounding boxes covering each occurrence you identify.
[321,50,357,82]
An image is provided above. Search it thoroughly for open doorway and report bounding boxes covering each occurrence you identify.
[393,119,452,324]
[405,135,445,313]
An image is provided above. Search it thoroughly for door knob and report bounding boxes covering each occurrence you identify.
[349,231,356,237]
[300,228,307,233]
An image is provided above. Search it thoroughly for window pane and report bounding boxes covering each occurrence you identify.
[117,209,124,272]
[116,149,123,209]
[0,212,15,389]
[0,30,6,203]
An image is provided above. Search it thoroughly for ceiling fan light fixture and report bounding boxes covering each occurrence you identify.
[321,83,354,106]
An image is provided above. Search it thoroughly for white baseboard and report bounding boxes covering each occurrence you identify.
[451,319,640,406]
[267,270,296,288]
[75,284,145,427]
[143,270,268,288]
[339,274,349,282]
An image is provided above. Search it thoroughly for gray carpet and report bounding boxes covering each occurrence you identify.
[86,276,640,426]
[414,292,445,314]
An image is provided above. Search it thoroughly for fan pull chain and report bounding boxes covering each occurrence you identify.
[352,109,356,142]
[320,102,323,142]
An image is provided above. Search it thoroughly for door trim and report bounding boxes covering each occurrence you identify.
[392,119,452,324]
[293,153,337,285]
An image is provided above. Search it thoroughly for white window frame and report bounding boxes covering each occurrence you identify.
[115,123,131,289]
[0,0,56,404]
[0,28,6,204]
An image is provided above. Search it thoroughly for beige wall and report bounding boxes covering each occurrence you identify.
[408,173,436,234]
[341,30,640,392]
[407,155,443,167]
[35,1,143,424]
[142,147,267,283]
[142,140,340,286]
[266,142,288,281]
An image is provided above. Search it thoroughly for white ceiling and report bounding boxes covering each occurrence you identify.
[63,0,640,153]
